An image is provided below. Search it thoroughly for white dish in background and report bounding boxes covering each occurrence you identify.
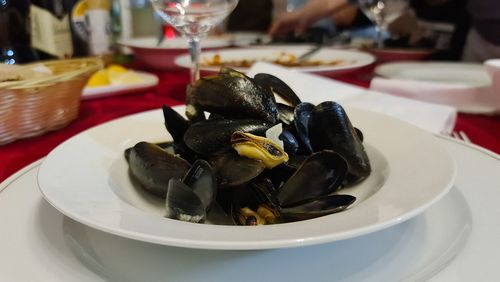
[82,71,159,100]
[372,62,500,114]
[119,33,270,70]
[4,137,500,281]
[375,62,491,87]
[174,47,376,74]
[37,105,455,250]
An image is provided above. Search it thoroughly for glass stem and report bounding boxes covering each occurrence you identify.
[376,25,384,48]
[188,37,201,84]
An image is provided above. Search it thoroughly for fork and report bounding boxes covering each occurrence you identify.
[297,31,351,62]
[451,131,472,143]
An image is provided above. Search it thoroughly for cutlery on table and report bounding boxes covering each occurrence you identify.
[297,31,351,62]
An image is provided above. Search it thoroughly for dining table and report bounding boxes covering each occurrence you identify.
[0,60,498,183]
[1,50,500,281]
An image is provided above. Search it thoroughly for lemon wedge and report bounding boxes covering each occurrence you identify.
[86,69,110,87]
[86,65,144,88]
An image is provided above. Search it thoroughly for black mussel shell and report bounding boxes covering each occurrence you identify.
[184,119,270,155]
[308,101,371,184]
[280,194,356,221]
[279,130,299,155]
[253,73,302,107]
[294,102,315,154]
[162,105,197,162]
[182,159,217,212]
[230,178,281,225]
[276,150,348,207]
[128,142,191,198]
[264,155,307,189]
[211,150,265,187]
[188,68,278,124]
[162,104,189,144]
[354,127,364,142]
[165,179,206,223]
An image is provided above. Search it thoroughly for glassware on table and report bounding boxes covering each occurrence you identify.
[358,0,408,48]
[149,0,239,84]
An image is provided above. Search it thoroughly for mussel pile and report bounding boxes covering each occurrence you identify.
[124,67,371,225]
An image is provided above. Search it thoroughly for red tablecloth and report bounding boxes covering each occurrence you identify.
[0,66,499,183]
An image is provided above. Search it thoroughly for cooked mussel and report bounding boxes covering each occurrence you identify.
[308,101,371,184]
[187,67,279,124]
[165,160,217,223]
[294,102,315,154]
[183,118,270,155]
[127,141,191,197]
[253,73,301,107]
[276,150,348,207]
[231,131,289,169]
[211,150,265,187]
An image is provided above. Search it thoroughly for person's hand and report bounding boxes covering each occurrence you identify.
[388,9,421,45]
[269,0,349,37]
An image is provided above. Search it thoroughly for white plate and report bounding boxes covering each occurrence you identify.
[119,34,271,70]
[373,62,500,114]
[375,62,491,87]
[4,137,500,281]
[174,47,376,74]
[82,71,159,100]
[37,105,455,250]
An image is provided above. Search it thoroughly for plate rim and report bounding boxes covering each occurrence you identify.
[374,61,490,86]
[37,106,456,250]
[174,47,376,73]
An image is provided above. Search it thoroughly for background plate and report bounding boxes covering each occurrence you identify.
[174,47,375,74]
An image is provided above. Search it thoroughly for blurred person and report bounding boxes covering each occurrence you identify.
[226,0,273,32]
[462,0,500,62]
[269,0,355,37]
[270,0,469,60]
[388,0,469,60]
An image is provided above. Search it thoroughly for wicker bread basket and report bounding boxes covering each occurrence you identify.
[0,57,103,145]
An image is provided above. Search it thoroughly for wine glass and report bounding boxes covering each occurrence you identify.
[358,0,408,48]
[150,0,239,83]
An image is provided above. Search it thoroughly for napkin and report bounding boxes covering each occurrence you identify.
[370,77,489,109]
[247,62,457,135]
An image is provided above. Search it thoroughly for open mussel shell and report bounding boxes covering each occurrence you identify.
[182,159,217,212]
[128,142,191,198]
[279,130,299,155]
[263,155,307,189]
[165,179,207,223]
[231,131,289,169]
[165,160,217,223]
[184,119,270,155]
[188,67,279,124]
[253,73,302,107]
[211,150,265,187]
[294,102,315,154]
[229,177,281,225]
[280,194,356,221]
[162,104,189,145]
[162,105,198,162]
[276,150,348,207]
[308,101,371,184]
